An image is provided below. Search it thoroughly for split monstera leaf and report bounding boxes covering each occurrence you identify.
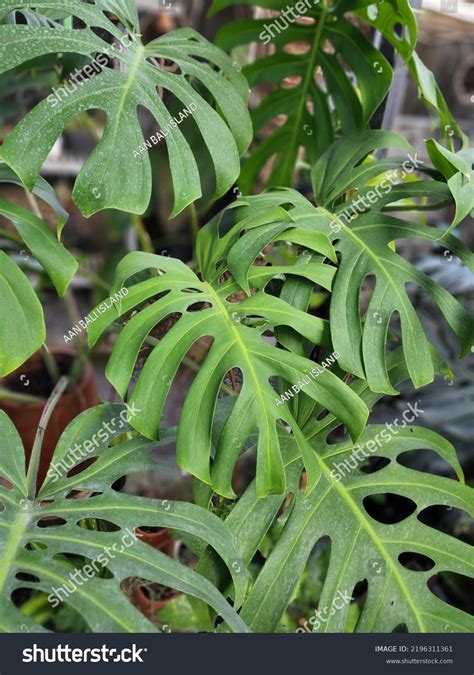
[223,351,474,633]
[208,0,465,191]
[0,0,252,217]
[87,242,369,499]
[0,403,250,632]
[225,131,474,393]
[88,131,473,499]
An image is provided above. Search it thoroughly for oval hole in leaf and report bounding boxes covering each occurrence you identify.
[392,623,408,632]
[417,505,473,545]
[138,310,179,351]
[122,577,178,617]
[283,42,311,56]
[352,578,367,603]
[25,541,48,551]
[428,571,474,616]
[363,493,417,524]
[186,301,211,312]
[73,17,87,29]
[66,456,98,477]
[360,456,391,474]
[398,551,435,572]
[367,4,378,20]
[36,517,67,528]
[360,273,376,317]
[392,22,403,39]
[325,428,348,445]
[282,75,302,90]
[296,15,315,25]
[76,518,121,532]
[397,448,458,479]
[218,206,248,237]
[15,572,40,583]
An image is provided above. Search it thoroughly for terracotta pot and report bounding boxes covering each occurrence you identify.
[130,529,177,621]
[135,527,173,555]
[0,348,99,488]
[131,582,178,620]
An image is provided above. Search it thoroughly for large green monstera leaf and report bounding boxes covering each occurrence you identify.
[0,165,77,376]
[87,207,369,497]
[0,404,250,633]
[209,0,463,192]
[198,350,474,632]
[241,425,474,633]
[240,414,474,633]
[221,131,474,394]
[0,0,252,217]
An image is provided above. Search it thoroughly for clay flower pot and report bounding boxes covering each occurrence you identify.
[135,527,174,555]
[130,529,177,621]
[130,581,178,620]
[0,348,98,487]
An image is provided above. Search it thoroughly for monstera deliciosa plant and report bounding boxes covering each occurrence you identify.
[0,0,473,634]
[0,0,252,217]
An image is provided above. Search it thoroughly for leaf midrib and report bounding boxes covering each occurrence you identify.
[318,206,410,311]
[316,455,426,631]
[204,282,275,485]
[275,8,328,183]
[95,43,146,188]
[246,459,426,631]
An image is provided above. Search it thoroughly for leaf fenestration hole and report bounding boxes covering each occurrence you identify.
[282,75,302,89]
[76,518,121,532]
[417,505,473,545]
[397,449,458,480]
[15,572,40,583]
[392,623,408,632]
[36,517,67,528]
[66,456,98,477]
[363,493,417,524]
[398,551,436,572]
[359,456,391,475]
[428,571,474,616]
[392,22,403,39]
[283,42,311,56]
